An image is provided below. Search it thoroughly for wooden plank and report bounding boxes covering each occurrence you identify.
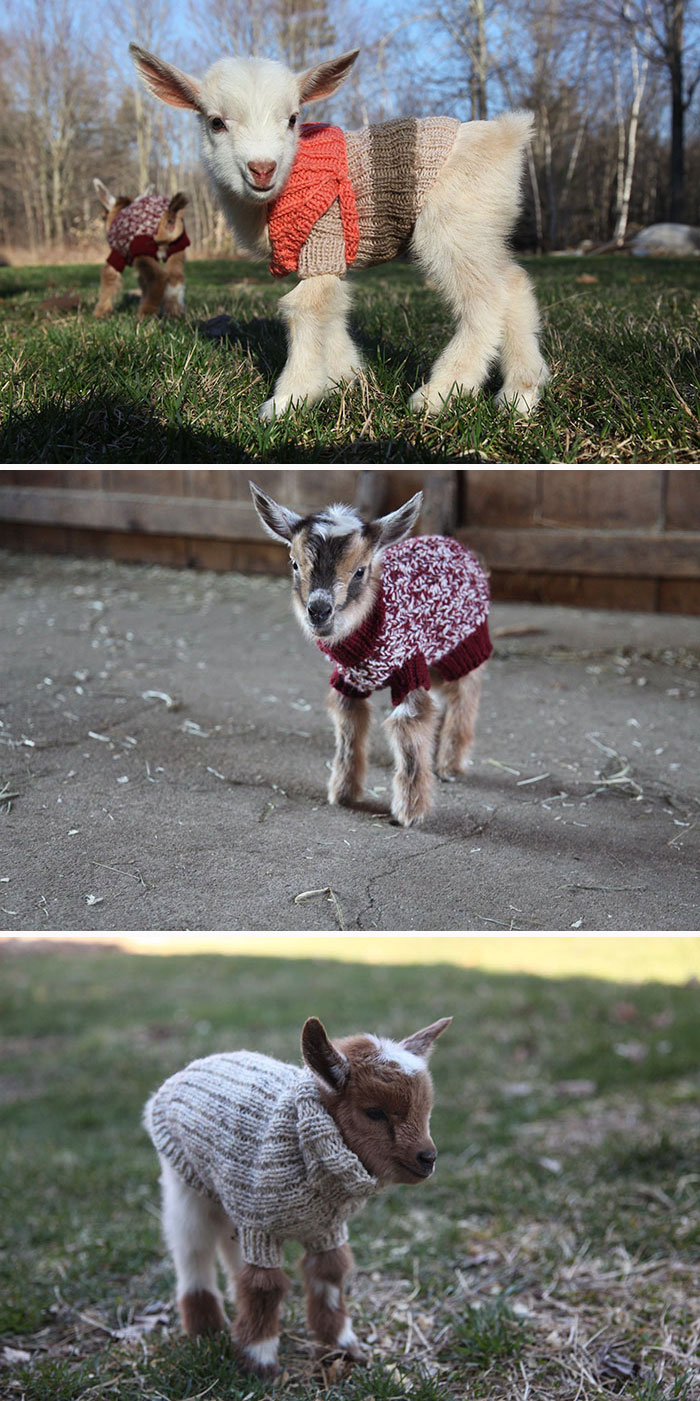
[658,577,700,614]
[354,470,388,518]
[539,470,663,528]
[0,487,263,540]
[464,469,539,526]
[490,570,659,612]
[666,471,700,531]
[458,526,700,578]
[422,471,458,534]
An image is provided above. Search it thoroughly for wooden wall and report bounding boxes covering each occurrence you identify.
[0,468,698,614]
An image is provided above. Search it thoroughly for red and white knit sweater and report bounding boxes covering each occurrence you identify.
[317,536,492,706]
[106,194,190,273]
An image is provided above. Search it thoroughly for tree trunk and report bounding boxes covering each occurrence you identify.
[669,37,684,221]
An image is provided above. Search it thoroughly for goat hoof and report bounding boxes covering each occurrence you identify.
[259,393,298,421]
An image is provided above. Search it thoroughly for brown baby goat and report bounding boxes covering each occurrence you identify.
[250,480,492,826]
[145,1015,451,1377]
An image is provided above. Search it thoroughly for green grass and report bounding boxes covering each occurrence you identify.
[1,255,699,462]
[1,948,699,1401]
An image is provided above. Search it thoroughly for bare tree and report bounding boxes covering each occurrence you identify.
[610,0,700,219]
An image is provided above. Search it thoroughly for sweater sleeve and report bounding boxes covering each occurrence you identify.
[297,200,347,279]
[388,653,432,706]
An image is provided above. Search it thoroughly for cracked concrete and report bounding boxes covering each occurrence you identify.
[1,549,698,932]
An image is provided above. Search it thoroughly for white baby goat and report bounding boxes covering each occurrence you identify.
[130,44,549,420]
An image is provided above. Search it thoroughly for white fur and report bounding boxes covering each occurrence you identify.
[311,1280,341,1308]
[158,1152,243,1301]
[311,504,364,538]
[132,46,549,421]
[244,1338,279,1367]
[159,1155,226,1298]
[367,1035,426,1074]
[163,281,185,313]
[336,1318,359,1349]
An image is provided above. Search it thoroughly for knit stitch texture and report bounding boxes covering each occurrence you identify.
[268,124,359,278]
[269,116,460,279]
[145,1051,377,1268]
[106,194,190,272]
[317,535,492,706]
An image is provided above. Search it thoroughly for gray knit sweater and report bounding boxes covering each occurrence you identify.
[145,1051,378,1268]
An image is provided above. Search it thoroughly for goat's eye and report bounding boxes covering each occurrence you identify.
[210,116,226,133]
[291,558,299,572]
[354,566,365,580]
[364,1107,388,1122]
[288,114,298,128]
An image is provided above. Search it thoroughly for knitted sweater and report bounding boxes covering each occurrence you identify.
[268,117,460,279]
[318,535,492,706]
[145,1051,377,1268]
[106,194,190,273]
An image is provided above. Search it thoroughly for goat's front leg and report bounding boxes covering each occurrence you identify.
[133,255,168,320]
[260,274,363,421]
[302,1244,362,1359]
[327,690,371,807]
[233,1263,289,1378]
[94,263,122,319]
[385,689,439,827]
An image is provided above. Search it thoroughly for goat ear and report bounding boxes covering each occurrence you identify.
[401,1017,452,1060]
[249,480,303,543]
[372,492,423,549]
[142,182,156,197]
[129,43,202,111]
[93,178,116,210]
[297,48,360,105]
[301,1017,349,1091]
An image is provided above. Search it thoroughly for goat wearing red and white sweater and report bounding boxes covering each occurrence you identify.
[251,482,491,827]
[146,1015,450,1377]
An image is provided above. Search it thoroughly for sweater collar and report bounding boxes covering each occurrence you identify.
[316,586,385,669]
[295,1076,377,1200]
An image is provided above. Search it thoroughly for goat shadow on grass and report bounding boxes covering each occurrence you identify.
[0,391,249,465]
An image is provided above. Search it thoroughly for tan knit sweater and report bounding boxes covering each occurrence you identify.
[145,1051,377,1268]
[297,115,460,278]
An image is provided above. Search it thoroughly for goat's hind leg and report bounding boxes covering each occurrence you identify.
[302,1244,362,1359]
[327,691,371,807]
[159,1157,228,1335]
[495,264,550,414]
[385,688,439,827]
[260,274,363,421]
[435,666,484,780]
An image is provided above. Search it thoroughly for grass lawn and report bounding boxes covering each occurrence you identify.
[1,946,699,1401]
[2,255,699,463]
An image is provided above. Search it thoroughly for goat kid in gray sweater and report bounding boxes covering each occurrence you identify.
[145,1015,451,1377]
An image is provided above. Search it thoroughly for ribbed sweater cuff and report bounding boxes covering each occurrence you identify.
[433,617,493,681]
[239,1227,284,1269]
[329,668,372,700]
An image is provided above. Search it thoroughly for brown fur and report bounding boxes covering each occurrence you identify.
[94,261,123,319]
[435,667,483,778]
[385,688,439,828]
[302,1243,355,1349]
[327,1040,436,1184]
[234,1263,289,1348]
[179,1287,227,1335]
[327,690,371,805]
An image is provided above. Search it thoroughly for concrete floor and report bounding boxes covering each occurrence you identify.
[1,550,698,932]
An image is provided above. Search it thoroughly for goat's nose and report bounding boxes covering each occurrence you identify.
[417,1148,437,1170]
[308,599,332,624]
[247,160,277,187]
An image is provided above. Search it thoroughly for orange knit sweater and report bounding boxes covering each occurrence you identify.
[267,124,360,278]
